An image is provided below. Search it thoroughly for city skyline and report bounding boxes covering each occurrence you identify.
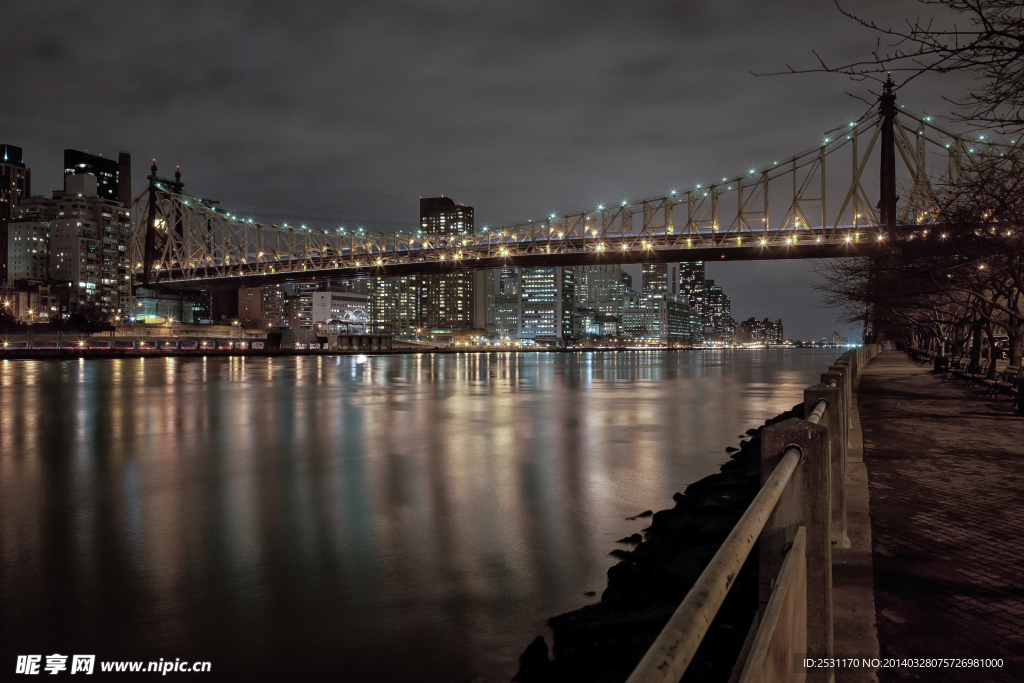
[3,2,981,339]
[3,145,823,344]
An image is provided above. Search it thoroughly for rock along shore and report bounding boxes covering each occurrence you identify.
[512,403,806,683]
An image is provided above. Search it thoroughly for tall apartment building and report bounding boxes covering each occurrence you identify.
[678,261,706,339]
[702,279,732,340]
[641,262,670,295]
[369,275,421,337]
[6,221,49,282]
[14,174,130,319]
[576,264,625,315]
[64,149,131,207]
[1,144,31,283]
[292,282,320,328]
[495,267,521,338]
[519,266,574,344]
[416,196,493,334]
[285,295,301,329]
[238,285,287,327]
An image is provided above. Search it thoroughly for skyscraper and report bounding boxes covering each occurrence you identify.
[369,274,421,337]
[409,196,493,336]
[519,266,574,344]
[1,145,30,219]
[576,264,625,315]
[1,144,31,283]
[642,262,670,294]
[64,149,130,206]
[678,261,706,338]
[495,267,521,338]
[703,279,732,340]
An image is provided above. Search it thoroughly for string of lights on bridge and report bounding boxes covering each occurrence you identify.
[134,101,1023,285]
[150,106,1015,246]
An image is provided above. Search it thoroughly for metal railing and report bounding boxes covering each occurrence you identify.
[627,344,882,683]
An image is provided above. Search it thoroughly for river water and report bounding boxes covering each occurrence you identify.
[0,349,840,681]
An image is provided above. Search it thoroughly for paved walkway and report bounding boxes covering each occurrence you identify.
[857,352,1024,682]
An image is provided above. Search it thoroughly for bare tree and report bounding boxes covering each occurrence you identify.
[765,1,1024,134]
[788,1,1024,367]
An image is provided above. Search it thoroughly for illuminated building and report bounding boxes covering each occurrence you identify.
[6,221,49,283]
[495,267,520,338]
[642,262,670,294]
[1,144,31,283]
[239,285,287,327]
[519,266,574,344]
[14,173,130,319]
[576,264,626,315]
[416,197,493,335]
[63,149,131,206]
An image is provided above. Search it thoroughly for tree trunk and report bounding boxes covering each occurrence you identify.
[984,325,997,379]
[968,324,983,374]
[1009,325,1023,369]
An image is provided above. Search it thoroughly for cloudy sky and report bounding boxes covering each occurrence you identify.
[4,1,978,339]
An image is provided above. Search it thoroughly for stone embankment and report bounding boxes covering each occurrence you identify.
[513,404,806,683]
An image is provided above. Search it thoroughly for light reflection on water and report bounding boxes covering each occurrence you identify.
[0,349,838,681]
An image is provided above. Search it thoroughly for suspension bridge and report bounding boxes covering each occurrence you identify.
[130,81,1014,291]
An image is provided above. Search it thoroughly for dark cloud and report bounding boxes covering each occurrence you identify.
[2,0,978,338]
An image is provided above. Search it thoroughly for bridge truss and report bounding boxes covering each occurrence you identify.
[131,92,1017,289]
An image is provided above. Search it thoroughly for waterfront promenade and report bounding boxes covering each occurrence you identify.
[857,352,1023,682]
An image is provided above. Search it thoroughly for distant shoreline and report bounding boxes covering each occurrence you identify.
[0,346,843,361]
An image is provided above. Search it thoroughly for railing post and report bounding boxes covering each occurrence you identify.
[760,418,832,682]
[829,361,853,443]
[809,381,847,549]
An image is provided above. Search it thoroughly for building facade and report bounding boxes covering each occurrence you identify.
[641,262,670,295]
[735,317,784,345]
[519,266,574,344]
[63,149,130,207]
[289,283,320,328]
[702,279,732,341]
[576,264,626,315]
[678,262,705,337]
[416,196,493,335]
[369,275,421,337]
[495,267,521,339]
[238,285,287,328]
[621,293,696,345]
[6,221,49,283]
[1,144,32,284]
[11,173,131,320]
[312,290,369,324]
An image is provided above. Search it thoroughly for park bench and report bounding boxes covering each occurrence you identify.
[945,355,968,381]
[983,365,1020,398]
[963,360,991,387]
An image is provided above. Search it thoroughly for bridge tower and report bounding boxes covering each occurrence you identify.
[878,74,898,236]
[142,162,185,286]
[142,161,159,286]
[866,75,899,343]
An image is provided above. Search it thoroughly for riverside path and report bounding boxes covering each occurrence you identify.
[857,351,1023,682]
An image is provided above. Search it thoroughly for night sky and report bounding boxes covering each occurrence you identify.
[4,1,976,340]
